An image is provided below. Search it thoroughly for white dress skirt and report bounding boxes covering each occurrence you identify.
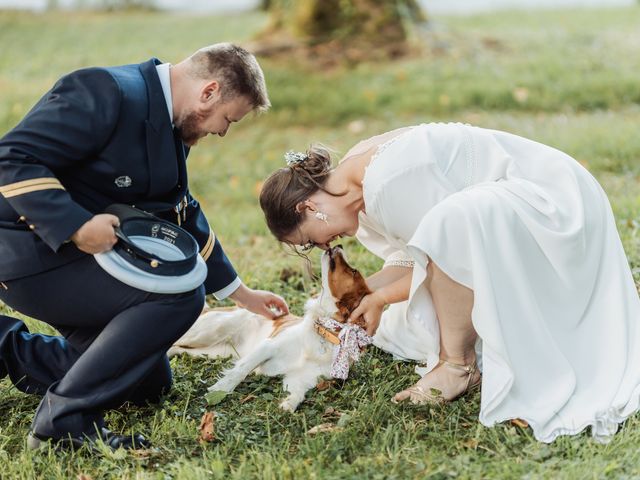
[358,123,640,443]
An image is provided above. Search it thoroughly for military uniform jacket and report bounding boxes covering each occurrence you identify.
[0,58,238,295]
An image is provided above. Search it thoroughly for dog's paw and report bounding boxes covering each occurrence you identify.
[208,380,234,393]
[279,399,299,412]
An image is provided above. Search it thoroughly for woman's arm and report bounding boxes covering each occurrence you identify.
[372,269,412,305]
[366,265,412,291]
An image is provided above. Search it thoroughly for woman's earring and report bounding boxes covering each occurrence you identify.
[315,211,329,224]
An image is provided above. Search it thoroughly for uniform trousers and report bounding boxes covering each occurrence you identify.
[0,255,204,438]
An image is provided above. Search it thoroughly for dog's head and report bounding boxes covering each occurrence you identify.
[314,245,370,326]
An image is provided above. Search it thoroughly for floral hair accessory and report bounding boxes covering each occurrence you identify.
[284,150,308,166]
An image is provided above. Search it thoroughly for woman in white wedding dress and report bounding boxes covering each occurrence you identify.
[259,122,640,443]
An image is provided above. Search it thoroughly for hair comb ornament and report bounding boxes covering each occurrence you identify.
[284,150,308,166]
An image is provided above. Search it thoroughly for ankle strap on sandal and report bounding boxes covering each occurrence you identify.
[439,359,478,375]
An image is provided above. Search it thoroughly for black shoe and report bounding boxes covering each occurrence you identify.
[27,427,151,452]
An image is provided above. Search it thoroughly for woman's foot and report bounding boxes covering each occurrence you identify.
[392,358,481,404]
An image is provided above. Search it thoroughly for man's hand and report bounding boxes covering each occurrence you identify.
[348,291,386,336]
[70,214,120,254]
[229,284,290,320]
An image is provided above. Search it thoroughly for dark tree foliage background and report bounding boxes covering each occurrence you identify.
[257,0,427,64]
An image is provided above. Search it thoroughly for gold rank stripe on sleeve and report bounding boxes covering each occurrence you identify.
[0,178,65,198]
[200,229,216,261]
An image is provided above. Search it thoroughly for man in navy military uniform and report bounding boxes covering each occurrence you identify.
[0,43,289,450]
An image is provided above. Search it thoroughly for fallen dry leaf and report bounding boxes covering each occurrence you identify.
[240,394,257,404]
[511,418,529,428]
[306,423,343,435]
[77,475,94,480]
[198,411,216,443]
[316,380,334,391]
[462,439,479,450]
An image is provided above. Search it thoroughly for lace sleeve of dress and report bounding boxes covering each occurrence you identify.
[384,258,415,268]
[383,250,415,268]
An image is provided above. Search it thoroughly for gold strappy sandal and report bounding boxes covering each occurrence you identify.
[392,359,481,405]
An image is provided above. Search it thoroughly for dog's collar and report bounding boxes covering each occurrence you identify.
[314,321,341,345]
[313,317,340,345]
[315,315,374,380]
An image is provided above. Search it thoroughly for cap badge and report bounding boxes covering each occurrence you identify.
[115,176,132,188]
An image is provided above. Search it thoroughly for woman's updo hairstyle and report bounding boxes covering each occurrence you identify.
[260,144,343,245]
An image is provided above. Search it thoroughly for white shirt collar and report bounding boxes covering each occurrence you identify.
[155,63,173,125]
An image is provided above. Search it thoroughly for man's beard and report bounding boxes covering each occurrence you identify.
[175,110,204,146]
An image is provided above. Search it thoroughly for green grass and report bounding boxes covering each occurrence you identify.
[1,5,640,479]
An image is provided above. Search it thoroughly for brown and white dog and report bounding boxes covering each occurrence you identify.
[169,245,371,411]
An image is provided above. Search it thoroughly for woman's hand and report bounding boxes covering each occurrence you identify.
[351,269,412,335]
[348,291,386,336]
[229,284,290,319]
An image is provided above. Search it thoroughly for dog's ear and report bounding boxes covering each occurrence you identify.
[335,300,367,328]
[335,299,351,323]
[335,291,365,323]
[350,314,367,329]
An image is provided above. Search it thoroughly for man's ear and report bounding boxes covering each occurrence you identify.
[200,80,221,104]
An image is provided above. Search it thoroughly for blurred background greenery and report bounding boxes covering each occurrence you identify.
[1,2,639,478]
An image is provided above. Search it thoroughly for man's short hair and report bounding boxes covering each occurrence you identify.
[188,43,270,113]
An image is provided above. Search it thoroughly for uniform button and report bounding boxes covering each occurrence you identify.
[19,216,26,221]
[29,224,35,230]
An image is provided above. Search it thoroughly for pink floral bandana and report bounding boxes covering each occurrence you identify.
[316,317,374,380]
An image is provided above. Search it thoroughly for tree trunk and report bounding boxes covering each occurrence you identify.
[258,0,426,63]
